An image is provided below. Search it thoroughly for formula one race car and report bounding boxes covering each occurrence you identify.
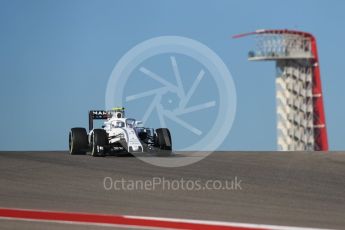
[68,108,172,156]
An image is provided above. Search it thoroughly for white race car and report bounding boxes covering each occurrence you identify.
[68,108,172,156]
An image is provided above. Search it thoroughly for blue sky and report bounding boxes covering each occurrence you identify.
[1,0,345,151]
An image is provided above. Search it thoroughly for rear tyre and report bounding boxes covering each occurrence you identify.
[155,128,172,154]
[91,129,108,157]
[69,128,88,155]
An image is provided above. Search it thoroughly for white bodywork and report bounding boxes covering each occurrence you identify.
[90,110,145,152]
[105,117,143,152]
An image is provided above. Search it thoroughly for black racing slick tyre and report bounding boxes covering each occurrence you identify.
[155,128,172,151]
[91,129,108,157]
[69,128,88,155]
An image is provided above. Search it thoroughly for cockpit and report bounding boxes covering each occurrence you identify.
[125,118,136,128]
[112,121,125,128]
[111,119,137,129]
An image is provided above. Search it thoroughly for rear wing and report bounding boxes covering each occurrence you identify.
[88,110,109,131]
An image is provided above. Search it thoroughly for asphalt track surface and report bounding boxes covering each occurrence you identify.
[0,151,344,229]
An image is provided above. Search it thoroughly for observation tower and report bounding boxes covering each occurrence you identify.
[234,29,328,151]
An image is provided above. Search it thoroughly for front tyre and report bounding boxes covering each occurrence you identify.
[91,129,108,157]
[155,128,172,154]
[69,128,88,155]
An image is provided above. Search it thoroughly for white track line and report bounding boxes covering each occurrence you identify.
[125,215,333,230]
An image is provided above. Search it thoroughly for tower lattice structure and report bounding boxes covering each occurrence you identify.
[234,29,328,151]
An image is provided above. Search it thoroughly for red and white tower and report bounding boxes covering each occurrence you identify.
[234,29,328,151]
